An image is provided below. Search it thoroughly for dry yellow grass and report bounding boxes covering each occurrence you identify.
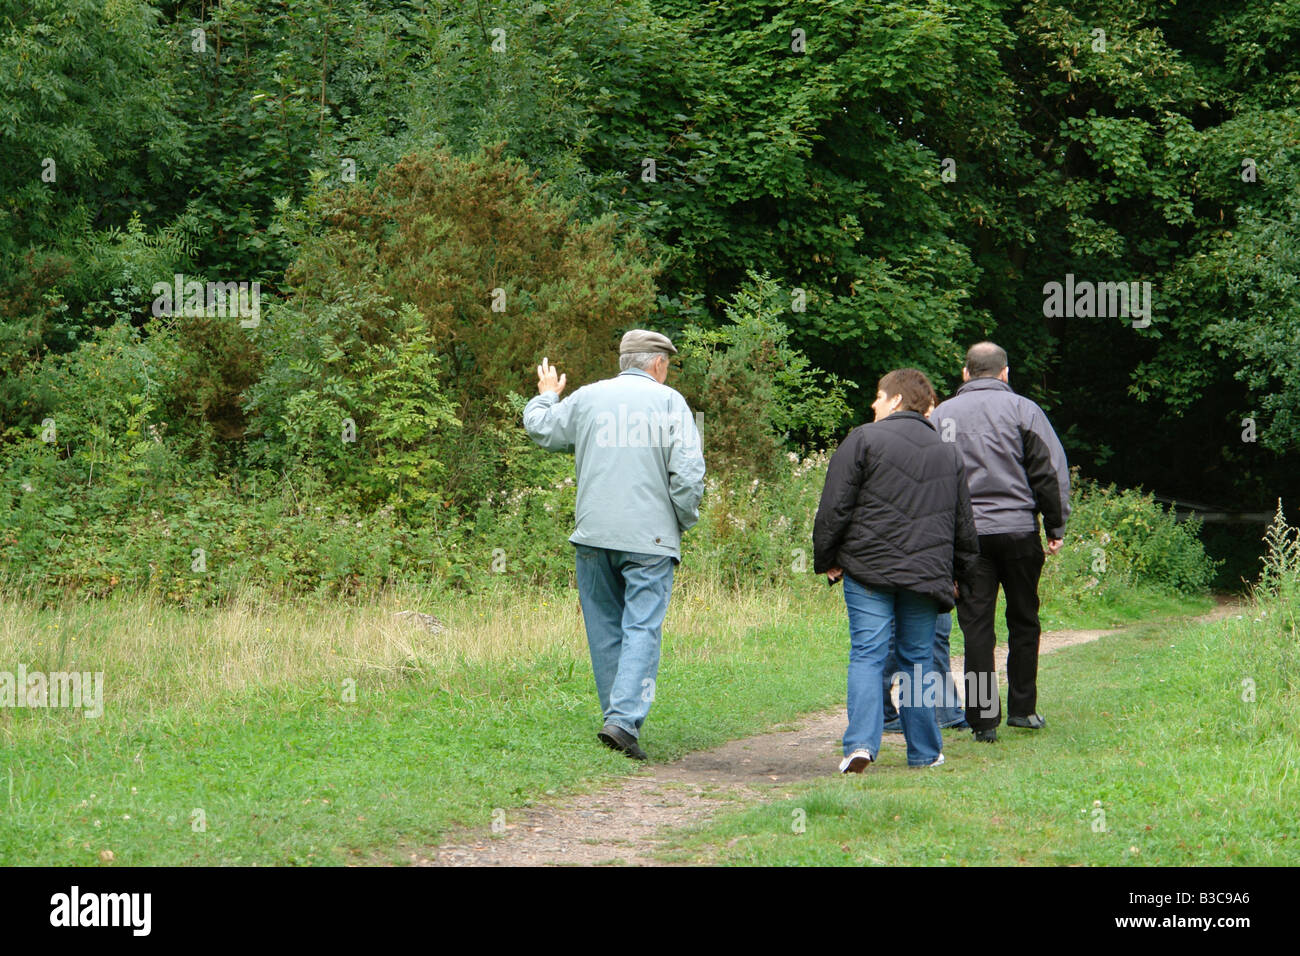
[0,571,826,713]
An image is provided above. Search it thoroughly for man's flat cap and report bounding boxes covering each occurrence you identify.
[619,329,677,355]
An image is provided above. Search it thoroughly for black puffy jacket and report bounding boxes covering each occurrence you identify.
[813,411,979,611]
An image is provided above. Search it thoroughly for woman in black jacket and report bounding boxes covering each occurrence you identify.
[813,368,978,771]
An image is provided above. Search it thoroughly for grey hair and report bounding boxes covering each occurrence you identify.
[620,351,665,372]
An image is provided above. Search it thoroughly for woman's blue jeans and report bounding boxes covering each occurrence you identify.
[842,576,943,766]
[883,611,966,726]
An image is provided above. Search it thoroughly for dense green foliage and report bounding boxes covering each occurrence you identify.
[4,0,1297,599]
[4,417,1219,607]
[243,147,657,514]
[1040,473,1220,608]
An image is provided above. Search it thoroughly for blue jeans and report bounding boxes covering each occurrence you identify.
[883,611,966,727]
[842,576,943,766]
[574,545,675,739]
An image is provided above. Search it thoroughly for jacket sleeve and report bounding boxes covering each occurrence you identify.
[667,397,706,531]
[952,452,980,584]
[523,389,579,454]
[1019,401,1071,539]
[813,428,866,574]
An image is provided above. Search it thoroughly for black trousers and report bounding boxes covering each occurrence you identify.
[957,531,1045,730]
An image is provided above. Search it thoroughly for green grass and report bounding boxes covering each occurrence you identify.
[0,583,850,865]
[0,577,1244,866]
[1039,587,1217,631]
[950,588,1217,656]
[660,601,1299,866]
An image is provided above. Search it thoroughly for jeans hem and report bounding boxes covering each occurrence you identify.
[603,718,638,738]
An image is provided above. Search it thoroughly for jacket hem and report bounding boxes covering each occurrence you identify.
[569,535,681,562]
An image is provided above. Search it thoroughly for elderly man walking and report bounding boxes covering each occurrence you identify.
[523,330,706,760]
[932,341,1070,743]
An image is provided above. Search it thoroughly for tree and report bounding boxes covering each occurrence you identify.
[243,146,658,513]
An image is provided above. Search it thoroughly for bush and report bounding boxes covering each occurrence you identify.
[462,447,830,593]
[675,272,851,479]
[1041,473,1220,607]
[248,295,462,521]
[0,463,472,609]
[686,459,1221,601]
[684,451,828,588]
[3,419,1223,608]
[461,461,580,591]
[245,145,658,511]
[4,317,184,496]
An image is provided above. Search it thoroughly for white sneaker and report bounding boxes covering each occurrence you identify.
[914,753,945,768]
[839,749,873,774]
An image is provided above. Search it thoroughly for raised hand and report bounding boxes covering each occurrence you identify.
[537,356,567,397]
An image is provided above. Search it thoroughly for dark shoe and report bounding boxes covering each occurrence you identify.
[972,727,998,743]
[1007,713,1046,729]
[882,718,903,734]
[597,723,647,761]
[940,719,970,730]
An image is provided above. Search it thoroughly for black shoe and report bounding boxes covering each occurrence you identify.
[940,718,970,730]
[972,727,998,743]
[1007,713,1046,729]
[597,723,647,761]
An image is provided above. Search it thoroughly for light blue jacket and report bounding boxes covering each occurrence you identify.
[523,368,706,561]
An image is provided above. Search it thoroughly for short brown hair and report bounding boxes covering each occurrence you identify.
[877,368,937,414]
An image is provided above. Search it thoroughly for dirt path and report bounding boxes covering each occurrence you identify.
[425,605,1240,867]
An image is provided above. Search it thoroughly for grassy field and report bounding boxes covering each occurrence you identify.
[0,571,1262,866]
[661,600,1299,866]
[0,575,852,865]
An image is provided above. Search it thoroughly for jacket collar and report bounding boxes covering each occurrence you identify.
[956,377,1013,395]
[881,410,935,430]
[618,368,657,382]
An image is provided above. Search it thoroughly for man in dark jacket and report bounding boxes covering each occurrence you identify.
[814,369,979,771]
[931,342,1070,742]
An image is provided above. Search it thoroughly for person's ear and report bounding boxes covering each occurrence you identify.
[961,367,971,382]
[999,366,1009,383]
